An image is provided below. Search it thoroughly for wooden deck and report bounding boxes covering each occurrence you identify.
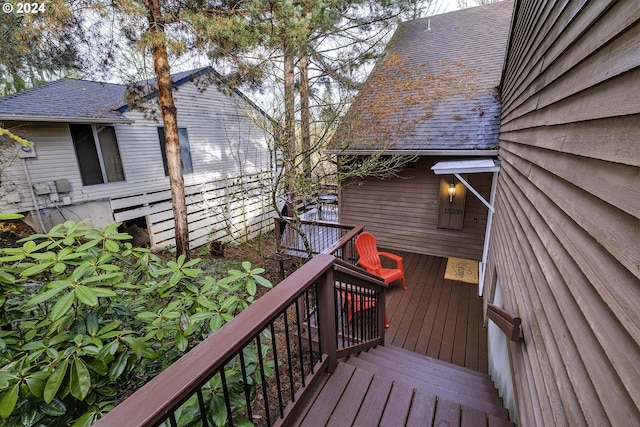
[287,252,505,426]
[382,251,488,373]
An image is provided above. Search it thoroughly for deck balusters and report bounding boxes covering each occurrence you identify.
[313,285,322,358]
[238,351,253,422]
[334,286,341,350]
[282,309,296,402]
[255,336,271,427]
[304,289,315,374]
[360,287,365,343]
[274,216,363,260]
[219,368,234,427]
[168,412,178,427]
[196,389,210,427]
[350,284,357,344]
[269,322,285,418]
[295,298,307,388]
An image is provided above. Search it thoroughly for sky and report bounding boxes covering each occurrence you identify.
[441,0,463,13]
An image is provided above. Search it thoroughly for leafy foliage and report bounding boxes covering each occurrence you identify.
[0,221,272,426]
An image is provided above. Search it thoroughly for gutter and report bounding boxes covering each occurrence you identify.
[328,149,499,157]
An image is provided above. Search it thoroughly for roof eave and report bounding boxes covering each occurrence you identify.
[0,115,134,124]
[114,67,273,122]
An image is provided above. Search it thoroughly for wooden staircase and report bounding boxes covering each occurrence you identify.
[288,345,513,426]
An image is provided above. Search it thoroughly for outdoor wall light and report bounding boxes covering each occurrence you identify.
[448,182,456,202]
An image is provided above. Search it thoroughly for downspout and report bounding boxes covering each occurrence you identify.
[21,157,46,232]
[454,171,498,297]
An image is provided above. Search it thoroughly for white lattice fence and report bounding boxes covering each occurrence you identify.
[110,172,274,251]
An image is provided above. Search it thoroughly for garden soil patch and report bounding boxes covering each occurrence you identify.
[0,219,36,247]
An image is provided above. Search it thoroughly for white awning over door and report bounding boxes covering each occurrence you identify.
[431,158,501,296]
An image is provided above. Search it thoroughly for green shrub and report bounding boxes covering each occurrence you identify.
[0,221,272,426]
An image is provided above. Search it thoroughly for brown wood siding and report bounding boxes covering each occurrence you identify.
[489,1,640,425]
[339,157,491,260]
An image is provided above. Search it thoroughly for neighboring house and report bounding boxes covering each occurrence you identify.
[334,1,514,277]
[485,0,640,425]
[0,68,275,250]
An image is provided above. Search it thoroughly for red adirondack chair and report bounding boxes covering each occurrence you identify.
[341,289,389,328]
[341,232,406,329]
[355,232,407,290]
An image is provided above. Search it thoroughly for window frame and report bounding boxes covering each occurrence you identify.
[69,123,125,186]
[157,127,193,176]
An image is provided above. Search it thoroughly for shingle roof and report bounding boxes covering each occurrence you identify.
[0,79,130,123]
[0,68,212,124]
[334,1,514,152]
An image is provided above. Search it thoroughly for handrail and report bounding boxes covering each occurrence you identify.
[487,303,523,342]
[322,224,365,261]
[274,216,363,263]
[333,257,386,284]
[94,253,386,427]
[283,216,354,228]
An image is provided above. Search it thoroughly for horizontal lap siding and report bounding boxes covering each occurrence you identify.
[86,82,271,202]
[340,158,490,260]
[1,80,274,247]
[489,1,640,425]
[0,122,83,214]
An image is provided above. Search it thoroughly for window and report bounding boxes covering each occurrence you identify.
[70,124,125,186]
[157,127,193,176]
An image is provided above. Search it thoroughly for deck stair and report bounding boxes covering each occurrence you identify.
[289,345,513,426]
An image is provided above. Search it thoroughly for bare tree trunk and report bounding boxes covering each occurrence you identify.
[283,52,296,216]
[299,53,311,178]
[146,0,190,260]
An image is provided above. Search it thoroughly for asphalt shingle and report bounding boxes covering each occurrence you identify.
[0,68,211,123]
[335,1,514,152]
[0,79,129,123]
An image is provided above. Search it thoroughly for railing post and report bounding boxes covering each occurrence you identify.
[378,286,386,345]
[317,268,338,373]
[344,232,353,264]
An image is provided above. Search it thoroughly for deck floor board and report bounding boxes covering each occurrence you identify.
[383,251,487,373]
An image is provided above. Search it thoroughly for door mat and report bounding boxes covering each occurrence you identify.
[445,257,479,284]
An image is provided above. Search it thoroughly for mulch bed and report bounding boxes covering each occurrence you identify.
[210,233,288,286]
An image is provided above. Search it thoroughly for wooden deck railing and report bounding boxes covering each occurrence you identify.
[93,254,386,427]
[274,216,364,264]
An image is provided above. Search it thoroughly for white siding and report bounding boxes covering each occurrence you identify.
[0,122,82,215]
[0,78,275,247]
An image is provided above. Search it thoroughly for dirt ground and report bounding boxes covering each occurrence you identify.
[215,233,291,285]
[0,219,36,248]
